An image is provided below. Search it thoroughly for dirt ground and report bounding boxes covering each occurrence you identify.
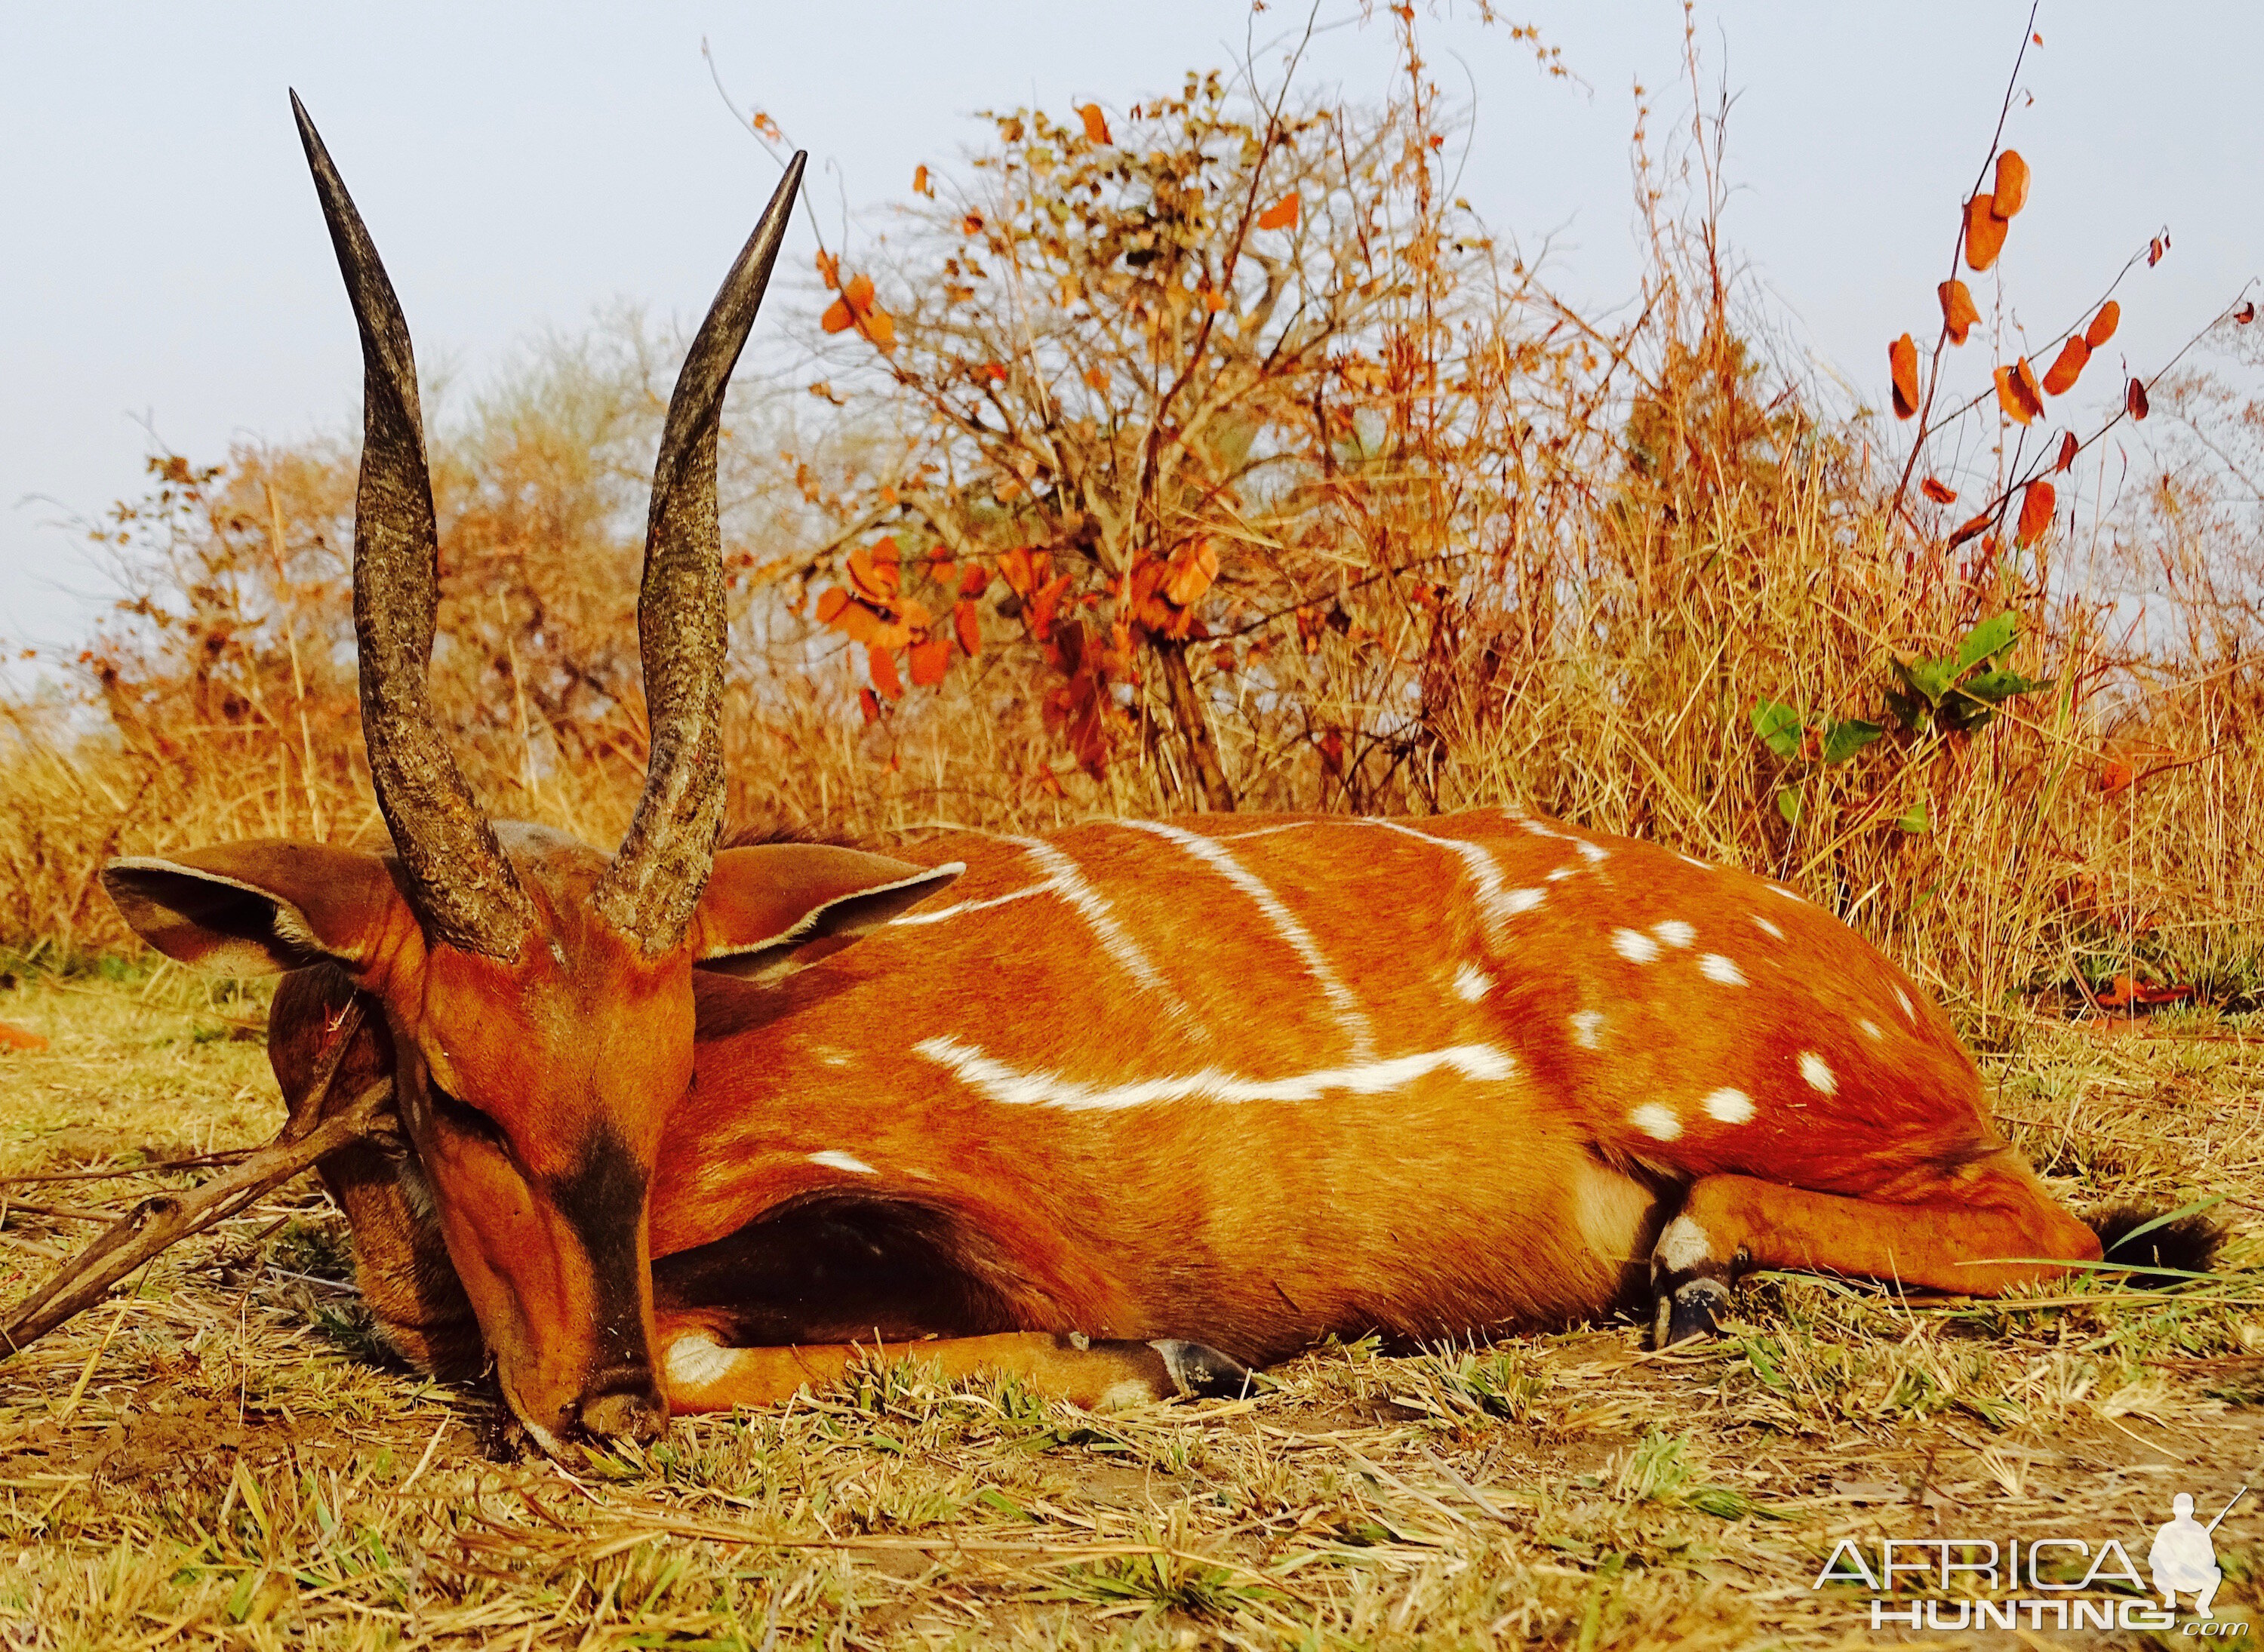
[0,967,2256,1650]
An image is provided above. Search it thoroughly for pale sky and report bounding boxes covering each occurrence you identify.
[5,3,2256,669]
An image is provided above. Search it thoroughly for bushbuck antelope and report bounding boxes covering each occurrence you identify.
[105,100,2167,1459]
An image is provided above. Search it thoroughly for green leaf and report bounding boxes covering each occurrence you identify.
[1956,669,2053,705]
[1751,699,1804,759]
[1820,718,1884,764]
[1897,799,1930,834]
[1893,654,1955,706]
[1955,612,2019,674]
[1776,786,1804,826]
[1881,685,1928,734]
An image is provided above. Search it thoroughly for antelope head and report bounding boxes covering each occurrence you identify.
[101,97,958,1454]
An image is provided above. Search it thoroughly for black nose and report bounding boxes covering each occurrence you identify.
[577,1369,667,1443]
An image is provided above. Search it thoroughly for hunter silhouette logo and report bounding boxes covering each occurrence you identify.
[2153,1487,2244,1619]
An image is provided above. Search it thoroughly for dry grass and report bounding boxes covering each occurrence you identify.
[0,968,2257,1650]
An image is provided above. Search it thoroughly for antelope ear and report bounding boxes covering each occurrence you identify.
[102,842,408,975]
[693,845,963,984]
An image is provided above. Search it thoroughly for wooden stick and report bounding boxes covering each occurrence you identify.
[0,1001,392,1363]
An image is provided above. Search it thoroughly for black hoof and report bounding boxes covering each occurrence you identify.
[1150,1339,1254,1399]
[1653,1278,1730,1347]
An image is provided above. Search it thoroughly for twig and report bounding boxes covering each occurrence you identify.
[0,1003,389,1363]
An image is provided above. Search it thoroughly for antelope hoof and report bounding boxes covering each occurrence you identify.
[1653,1277,1732,1347]
[1150,1339,1254,1399]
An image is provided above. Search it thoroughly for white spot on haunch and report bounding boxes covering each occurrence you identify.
[1521,820,1564,839]
[1752,915,1786,940]
[1703,1087,1755,1124]
[1570,1010,1605,1048]
[1698,953,1747,986]
[810,1045,853,1069]
[1677,853,1713,872]
[915,1037,1515,1113]
[1767,884,1804,902]
[1858,1018,1884,1041]
[1502,888,1546,915]
[1655,1213,1715,1272]
[1576,841,1610,864]
[665,1335,740,1391]
[1895,986,1915,1022]
[1652,919,1696,949]
[1123,821,1372,1058]
[1612,928,1662,964]
[1547,867,1576,881]
[1629,1103,1683,1141]
[1453,963,1494,1001]
[1798,1052,1837,1095]
[808,1149,878,1176]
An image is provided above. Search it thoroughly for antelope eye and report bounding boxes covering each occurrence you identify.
[427,1081,506,1148]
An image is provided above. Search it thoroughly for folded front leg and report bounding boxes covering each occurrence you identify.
[657,1327,1251,1412]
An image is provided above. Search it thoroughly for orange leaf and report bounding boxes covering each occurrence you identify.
[2040,335,2090,395]
[2148,235,2166,268]
[844,273,875,312]
[1994,361,2041,425]
[1964,195,2007,272]
[1949,512,1992,549]
[867,643,904,701]
[2099,758,2134,796]
[816,250,841,291]
[832,602,885,646]
[815,587,851,626]
[895,595,931,631]
[2126,377,2150,420]
[1888,334,1920,419]
[1161,537,1220,606]
[961,213,985,235]
[2085,300,2121,349]
[1078,103,1112,146]
[860,306,897,352]
[821,297,855,334]
[846,546,900,601]
[1990,150,2030,219]
[2016,478,2056,545]
[2056,431,2079,472]
[1256,193,1300,231]
[2237,301,2258,325]
[858,687,881,724]
[953,598,983,656]
[912,163,932,198]
[1084,366,1109,392]
[908,637,951,688]
[0,1020,48,1053]
[958,565,992,598]
[1921,478,1958,505]
[1201,289,1226,312]
[1938,279,1979,346]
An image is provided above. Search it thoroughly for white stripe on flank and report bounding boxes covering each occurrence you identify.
[1215,822,1323,841]
[808,1150,878,1176]
[889,884,1049,926]
[1355,819,1542,937]
[1118,820,1372,1059]
[1001,835,1194,1027]
[914,1035,1515,1113]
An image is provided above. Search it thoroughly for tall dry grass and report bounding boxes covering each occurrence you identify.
[3,21,2258,1041]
